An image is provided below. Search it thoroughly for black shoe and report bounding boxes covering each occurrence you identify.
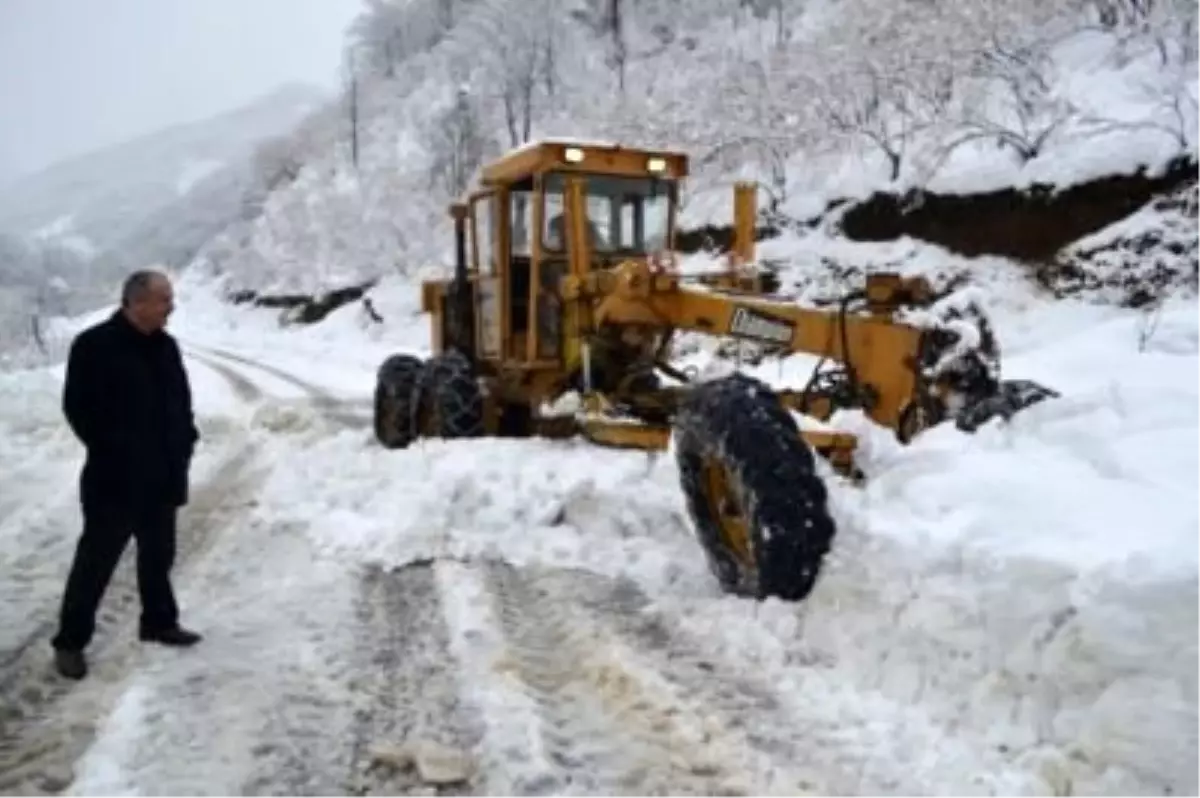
[139,626,202,647]
[54,649,87,680]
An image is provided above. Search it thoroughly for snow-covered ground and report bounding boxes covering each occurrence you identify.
[1,0,1194,791]
[0,230,1194,795]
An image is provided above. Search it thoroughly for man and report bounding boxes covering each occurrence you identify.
[544,211,608,252]
[51,270,202,681]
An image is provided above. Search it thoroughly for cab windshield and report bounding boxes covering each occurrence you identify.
[541,173,672,255]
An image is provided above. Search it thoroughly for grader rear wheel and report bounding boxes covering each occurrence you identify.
[374,353,425,449]
[413,349,485,439]
[673,372,837,601]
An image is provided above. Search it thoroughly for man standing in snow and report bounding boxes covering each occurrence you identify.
[51,270,202,681]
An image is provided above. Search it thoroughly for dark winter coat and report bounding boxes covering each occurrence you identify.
[63,311,199,512]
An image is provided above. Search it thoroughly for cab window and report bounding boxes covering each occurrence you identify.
[541,174,671,254]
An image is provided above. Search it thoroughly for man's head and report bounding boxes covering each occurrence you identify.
[121,270,174,334]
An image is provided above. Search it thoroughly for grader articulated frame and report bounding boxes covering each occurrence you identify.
[374,139,1056,601]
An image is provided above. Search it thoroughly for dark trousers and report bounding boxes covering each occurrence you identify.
[51,502,180,652]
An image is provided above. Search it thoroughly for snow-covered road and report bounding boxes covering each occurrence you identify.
[0,347,371,795]
[3,336,910,796]
[0,277,1196,795]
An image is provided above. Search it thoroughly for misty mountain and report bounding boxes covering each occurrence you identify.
[0,83,330,358]
[0,83,325,275]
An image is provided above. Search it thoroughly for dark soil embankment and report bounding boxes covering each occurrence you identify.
[1038,181,1198,307]
[839,155,1197,262]
[675,156,1198,307]
[677,156,1196,264]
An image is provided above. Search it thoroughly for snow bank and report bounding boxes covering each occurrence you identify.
[1048,182,1198,306]
[802,401,1195,791]
[167,270,431,393]
[680,294,1196,793]
[254,434,711,597]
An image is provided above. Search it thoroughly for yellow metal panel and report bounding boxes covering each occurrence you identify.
[578,418,671,451]
[497,189,515,360]
[481,141,689,185]
[560,176,592,374]
[526,178,545,362]
[732,182,756,266]
[467,200,480,273]
[481,145,545,185]
[420,280,444,313]
[564,177,591,278]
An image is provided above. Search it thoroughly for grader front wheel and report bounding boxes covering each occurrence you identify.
[673,373,837,601]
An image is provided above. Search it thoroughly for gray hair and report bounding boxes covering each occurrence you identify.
[121,270,166,307]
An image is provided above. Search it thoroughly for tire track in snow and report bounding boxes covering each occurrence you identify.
[185,351,263,404]
[0,439,269,794]
[436,558,978,795]
[0,344,404,796]
[191,345,335,398]
[435,558,828,796]
[0,437,91,667]
[0,493,83,673]
[72,517,368,797]
[0,441,78,527]
[346,562,483,796]
[187,345,371,430]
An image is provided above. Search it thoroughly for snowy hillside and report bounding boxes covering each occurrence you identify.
[186,0,1197,295]
[0,84,329,359]
[0,83,323,249]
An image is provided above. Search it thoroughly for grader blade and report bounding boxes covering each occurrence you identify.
[953,379,1061,432]
[576,416,671,451]
[908,290,1061,435]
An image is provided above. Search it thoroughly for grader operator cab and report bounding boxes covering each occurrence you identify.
[374,139,1056,601]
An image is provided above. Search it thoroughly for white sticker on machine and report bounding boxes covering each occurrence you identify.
[729,307,793,344]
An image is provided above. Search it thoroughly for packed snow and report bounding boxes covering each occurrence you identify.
[0,0,1196,793]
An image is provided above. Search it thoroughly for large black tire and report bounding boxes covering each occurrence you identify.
[374,353,425,449]
[413,349,485,438]
[673,372,836,601]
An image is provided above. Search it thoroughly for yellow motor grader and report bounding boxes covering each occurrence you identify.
[373,139,1055,601]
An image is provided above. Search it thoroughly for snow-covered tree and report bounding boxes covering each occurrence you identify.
[425,86,491,199]
[181,0,1198,298]
[450,0,564,147]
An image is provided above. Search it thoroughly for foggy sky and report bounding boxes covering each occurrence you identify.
[0,0,363,182]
